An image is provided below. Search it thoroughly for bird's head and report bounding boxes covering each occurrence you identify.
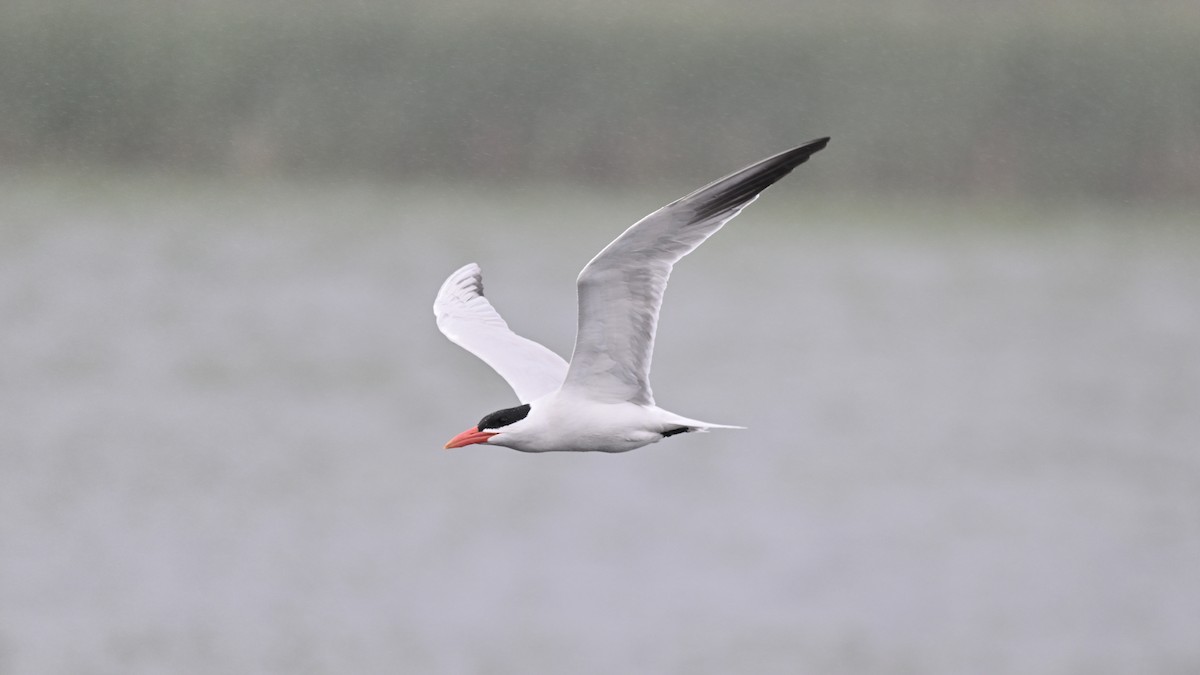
[443,403,532,449]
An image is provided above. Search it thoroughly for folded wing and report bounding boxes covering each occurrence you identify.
[562,137,830,405]
[434,263,569,403]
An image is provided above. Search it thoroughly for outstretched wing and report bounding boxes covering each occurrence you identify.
[434,263,569,403]
[562,137,830,405]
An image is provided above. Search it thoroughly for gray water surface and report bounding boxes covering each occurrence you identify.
[2,178,1198,674]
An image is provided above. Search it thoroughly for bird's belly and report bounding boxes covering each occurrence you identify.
[519,400,664,453]
[549,430,658,453]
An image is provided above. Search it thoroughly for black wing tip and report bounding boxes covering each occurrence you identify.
[778,136,831,167]
[689,135,830,221]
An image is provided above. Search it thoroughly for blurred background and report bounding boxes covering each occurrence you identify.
[1,0,1198,673]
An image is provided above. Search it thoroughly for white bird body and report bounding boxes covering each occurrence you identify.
[482,391,742,453]
[434,137,829,453]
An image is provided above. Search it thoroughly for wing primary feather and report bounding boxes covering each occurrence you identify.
[687,137,829,221]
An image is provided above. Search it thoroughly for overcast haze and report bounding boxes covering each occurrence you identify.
[1,1,1198,673]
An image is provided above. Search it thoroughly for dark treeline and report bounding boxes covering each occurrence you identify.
[2,0,1197,201]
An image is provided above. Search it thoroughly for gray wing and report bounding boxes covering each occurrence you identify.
[561,138,830,405]
[434,263,569,403]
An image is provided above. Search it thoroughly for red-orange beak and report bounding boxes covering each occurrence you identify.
[443,426,498,449]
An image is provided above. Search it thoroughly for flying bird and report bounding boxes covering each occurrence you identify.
[434,137,830,452]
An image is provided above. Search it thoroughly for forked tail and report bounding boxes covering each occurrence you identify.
[666,413,746,434]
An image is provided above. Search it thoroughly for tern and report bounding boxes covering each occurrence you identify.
[435,137,829,452]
